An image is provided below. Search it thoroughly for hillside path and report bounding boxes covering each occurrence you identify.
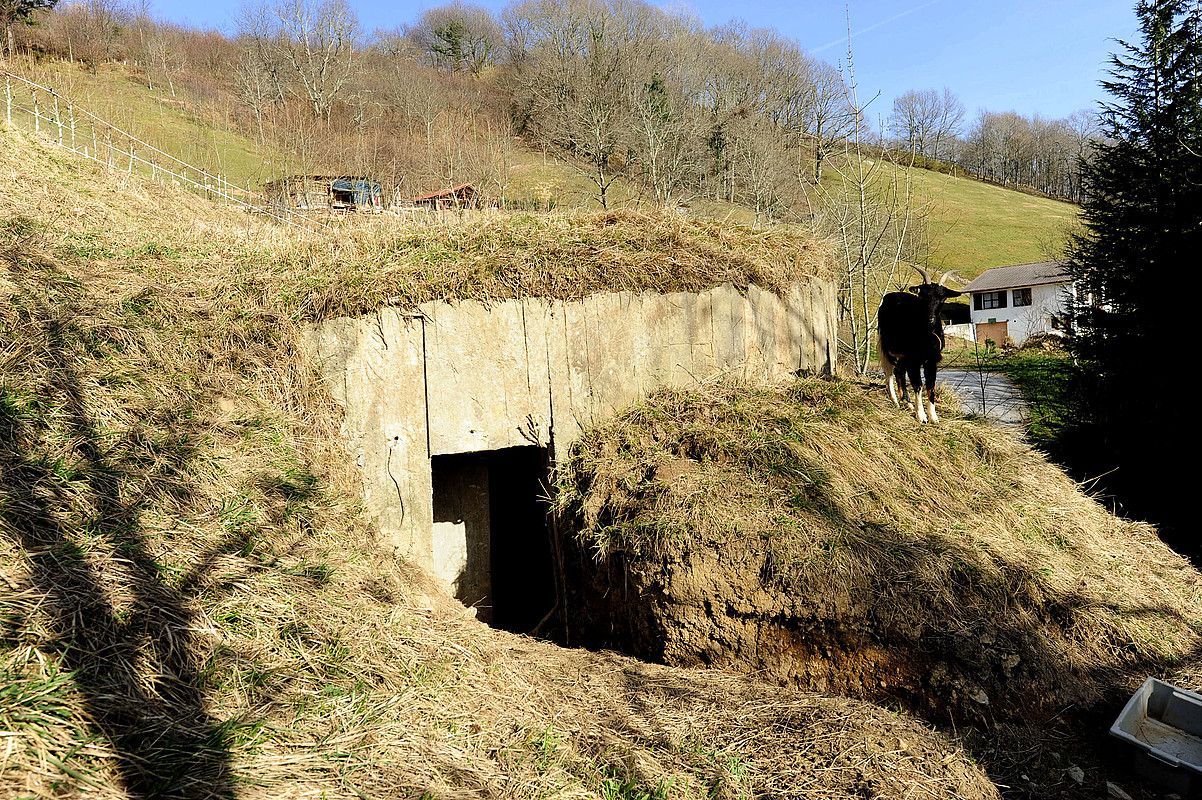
[939,370,1028,426]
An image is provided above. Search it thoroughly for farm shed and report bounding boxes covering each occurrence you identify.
[264,175,384,213]
[409,183,478,210]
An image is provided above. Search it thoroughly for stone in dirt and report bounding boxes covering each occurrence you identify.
[1106,782,1133,800]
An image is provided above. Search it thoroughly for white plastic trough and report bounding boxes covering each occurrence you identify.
[1111,677,1202,794]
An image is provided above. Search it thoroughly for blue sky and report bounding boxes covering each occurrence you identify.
[151,0,1138,121]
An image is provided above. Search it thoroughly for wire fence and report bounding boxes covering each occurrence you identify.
[1,68,320,229]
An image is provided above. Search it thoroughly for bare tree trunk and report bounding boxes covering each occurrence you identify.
[814,29,926,376]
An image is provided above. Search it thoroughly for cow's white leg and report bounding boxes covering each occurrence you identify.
[888,374,900,407]
[916,393,929,423]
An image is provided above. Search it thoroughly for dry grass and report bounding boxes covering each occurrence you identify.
[0,129,829,322]
[0,127,992,799]
[555,379,1202,721]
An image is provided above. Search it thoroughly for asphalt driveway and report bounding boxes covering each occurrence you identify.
[938,369,1027,426]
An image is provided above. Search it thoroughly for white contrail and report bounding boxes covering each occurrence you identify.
[811,0,946,54]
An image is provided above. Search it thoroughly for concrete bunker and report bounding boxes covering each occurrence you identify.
[431,446,557,633]
[303,281,837,622]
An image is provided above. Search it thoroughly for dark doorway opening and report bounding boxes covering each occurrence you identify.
[430,446,559,637]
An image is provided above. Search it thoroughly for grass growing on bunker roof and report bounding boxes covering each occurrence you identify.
[0,130,830,325]
[555,379,1202,715]
[1,127,998,799]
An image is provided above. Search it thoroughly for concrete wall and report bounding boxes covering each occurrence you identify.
[944,323,976,342]
[431,454,491,619]
[302,280,837,586]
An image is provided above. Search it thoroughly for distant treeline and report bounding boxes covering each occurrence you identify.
[8,0,1097,208]
[886,89,1097,202]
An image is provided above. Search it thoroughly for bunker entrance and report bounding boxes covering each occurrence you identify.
[431,446,558,636]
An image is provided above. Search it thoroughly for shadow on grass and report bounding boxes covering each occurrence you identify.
[1,252,238,798]
[942,346,1196,563]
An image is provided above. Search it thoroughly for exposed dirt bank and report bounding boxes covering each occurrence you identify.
[555,380,1202,796]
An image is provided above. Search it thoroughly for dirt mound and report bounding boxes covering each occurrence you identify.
[555,380,1202,724]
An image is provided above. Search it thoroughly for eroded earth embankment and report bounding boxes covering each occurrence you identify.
[555,380,1202,793]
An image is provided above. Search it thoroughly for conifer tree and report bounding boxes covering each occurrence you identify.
[1067,0,1202,539]
[1,0,57,57]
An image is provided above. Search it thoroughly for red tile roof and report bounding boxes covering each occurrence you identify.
[410,183,475,201]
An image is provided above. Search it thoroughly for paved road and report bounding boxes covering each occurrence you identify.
[938,370,1027,425]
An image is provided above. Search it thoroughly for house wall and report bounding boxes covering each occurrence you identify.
[302,280,837,592]
[969,282,1070,346]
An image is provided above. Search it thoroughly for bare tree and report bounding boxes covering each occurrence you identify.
[805,61,851,183]
[406,1,501,75]
[243,0,359,122]
[931,88,965,161]
[632,72,699,206]
[128,6,184,95]
[2,0,58,57]
[816,40,927,374]
[234,47,277,141]
[53,0,129,71]
[732,114,791,221]
[888,89,941,159]
[506,0,667,207]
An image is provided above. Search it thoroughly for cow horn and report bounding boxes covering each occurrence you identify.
[938,272,950,286]
[913,265,931,284]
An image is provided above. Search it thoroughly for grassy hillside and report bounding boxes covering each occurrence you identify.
[909,167,1079,278]
[509,152,1079,275]
[13,61,285,187]
[508,150,760,222]
[10,59,1073,270]
[0,127,1000,799]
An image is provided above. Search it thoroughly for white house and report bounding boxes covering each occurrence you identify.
[961,261,1072,346]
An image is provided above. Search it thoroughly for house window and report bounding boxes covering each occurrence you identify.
[974,291,1007,310]
[1013,288,1032,307]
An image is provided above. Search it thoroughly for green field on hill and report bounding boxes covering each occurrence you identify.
[13,61,284,187]
[909,166,1079,278]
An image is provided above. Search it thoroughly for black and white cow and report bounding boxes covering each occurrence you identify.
[877,269,962,423]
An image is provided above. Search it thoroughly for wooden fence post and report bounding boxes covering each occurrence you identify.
[32,90,39,134]
[69,103,76,150]
[4,75,11,126]
[53,94,63,145]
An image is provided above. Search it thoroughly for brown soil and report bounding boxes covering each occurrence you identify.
[562,525,1025,721]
